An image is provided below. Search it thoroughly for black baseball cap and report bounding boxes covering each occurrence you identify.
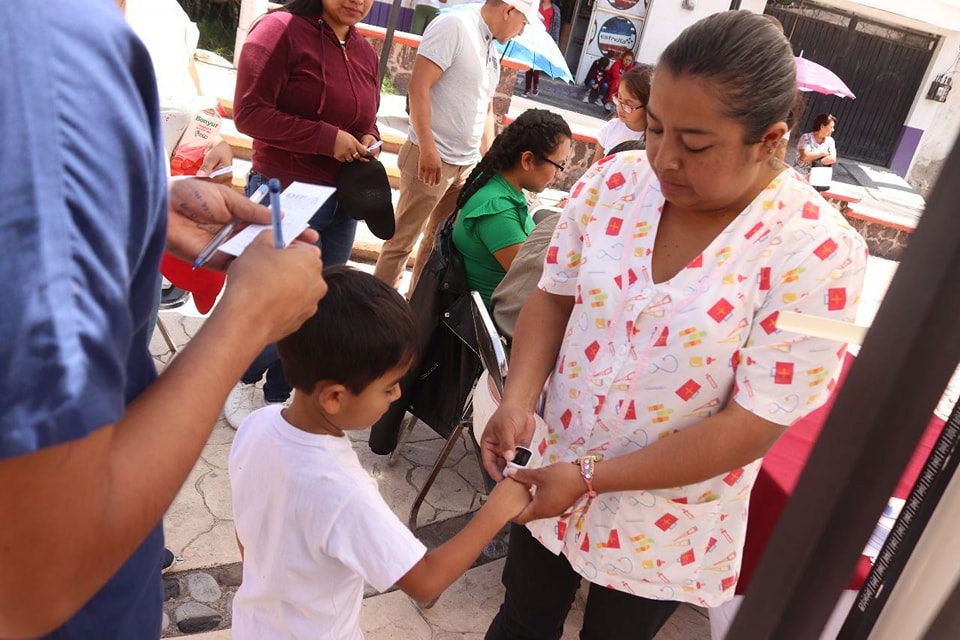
[336,159,395,241]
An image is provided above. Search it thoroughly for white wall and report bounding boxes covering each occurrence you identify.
[636,0,732,64]
[907,33,960,193]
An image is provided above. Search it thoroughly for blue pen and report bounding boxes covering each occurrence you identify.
[268,178,283,249]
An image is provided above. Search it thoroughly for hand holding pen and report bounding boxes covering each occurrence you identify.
[166,178,318,272]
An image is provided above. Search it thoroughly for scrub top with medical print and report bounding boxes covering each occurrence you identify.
[527,151,868,607]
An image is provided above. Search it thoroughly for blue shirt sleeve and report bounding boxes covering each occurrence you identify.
[0,0,168,459]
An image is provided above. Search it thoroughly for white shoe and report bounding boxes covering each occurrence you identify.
[224,383,265,430]
[581,95,590,102]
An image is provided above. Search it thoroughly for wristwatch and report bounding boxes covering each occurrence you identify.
[572,454,603,499]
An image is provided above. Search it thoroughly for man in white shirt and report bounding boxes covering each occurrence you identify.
[374,0,539,292]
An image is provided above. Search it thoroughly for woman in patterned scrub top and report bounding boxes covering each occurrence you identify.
[480,11,869,640]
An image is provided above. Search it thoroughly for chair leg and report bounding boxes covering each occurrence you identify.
[156,316,178,354]
[387,413,418,467]
[408,421,466,532]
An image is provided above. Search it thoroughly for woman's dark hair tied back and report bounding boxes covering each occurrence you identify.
[813,113,837,131]
[455,109,572,212]
[659,10,797,144]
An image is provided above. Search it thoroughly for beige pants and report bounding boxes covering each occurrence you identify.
[374,140,474,293]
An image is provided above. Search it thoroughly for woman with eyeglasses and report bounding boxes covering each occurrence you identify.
[595,65,653,159]
[452,109,572,306]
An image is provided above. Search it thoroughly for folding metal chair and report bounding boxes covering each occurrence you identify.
[389,292,508,531]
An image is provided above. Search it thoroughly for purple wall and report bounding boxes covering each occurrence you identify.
[890,126,924,177]
[363,2,415,32]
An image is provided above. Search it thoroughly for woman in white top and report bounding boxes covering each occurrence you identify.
[793,112,838,180]
[594,65,652,159]
[481,11,867,639]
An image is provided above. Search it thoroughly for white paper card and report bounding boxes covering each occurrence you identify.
[218,182,336,256]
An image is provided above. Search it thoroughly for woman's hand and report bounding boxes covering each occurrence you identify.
[359,134,381,160]
[480,403,537,481]
[334,130,371,163]
[507,462,587,524]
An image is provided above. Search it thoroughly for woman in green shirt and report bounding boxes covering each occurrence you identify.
[453,109,572,305]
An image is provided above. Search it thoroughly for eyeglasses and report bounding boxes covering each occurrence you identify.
[613,95,644,114]
[539,156,566,172]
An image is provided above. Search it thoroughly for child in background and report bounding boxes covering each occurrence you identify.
[594,65,652,159]
[229,266,531,639]
[582,56,610,105]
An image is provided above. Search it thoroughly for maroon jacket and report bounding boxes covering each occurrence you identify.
[234,11,380,187]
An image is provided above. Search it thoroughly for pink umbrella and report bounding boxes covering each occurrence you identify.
[795,56,856,99]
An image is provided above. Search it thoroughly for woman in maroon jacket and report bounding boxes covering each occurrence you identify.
[229,0,380,411]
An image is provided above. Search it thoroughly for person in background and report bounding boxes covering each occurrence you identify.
[490,139,644,342]
[0,2,326,637]
[228,0,381,424]
[411,0,442,34]
[523,0,562,97]
[582,56,610,105]
[794,113,839,181]
[374,0,534,294]
[594,64,651,159]
[605,49,636,109]
[452,109,571,306]
[480,11,867,638]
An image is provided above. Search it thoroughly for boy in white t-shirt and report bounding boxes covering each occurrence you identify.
[229,266,531,639]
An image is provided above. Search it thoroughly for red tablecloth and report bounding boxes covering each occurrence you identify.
[736,353,945,594]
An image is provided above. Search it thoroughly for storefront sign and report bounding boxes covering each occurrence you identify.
[597,16,638,58]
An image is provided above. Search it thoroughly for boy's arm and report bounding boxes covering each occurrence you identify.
[396,479,530,603]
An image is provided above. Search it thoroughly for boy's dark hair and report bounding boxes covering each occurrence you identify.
[455,109,572,212]
[277,266,418,395]
[659,11,797,144]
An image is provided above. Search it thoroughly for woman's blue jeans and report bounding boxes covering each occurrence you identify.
[241,172,356,401]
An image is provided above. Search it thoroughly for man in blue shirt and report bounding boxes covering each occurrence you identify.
[0,1,327,636]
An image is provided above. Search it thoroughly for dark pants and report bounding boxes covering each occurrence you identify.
[525,70,540,94]
[588,82,608,103]
[241,171,355,401]
[485,525,679,640]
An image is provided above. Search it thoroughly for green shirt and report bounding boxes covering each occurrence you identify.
[452,174,534,305]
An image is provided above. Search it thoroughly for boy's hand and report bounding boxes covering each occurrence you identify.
[486,477,532,523]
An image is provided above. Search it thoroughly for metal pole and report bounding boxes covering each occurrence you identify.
[379,0,406,87]
[563,0,583,55]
